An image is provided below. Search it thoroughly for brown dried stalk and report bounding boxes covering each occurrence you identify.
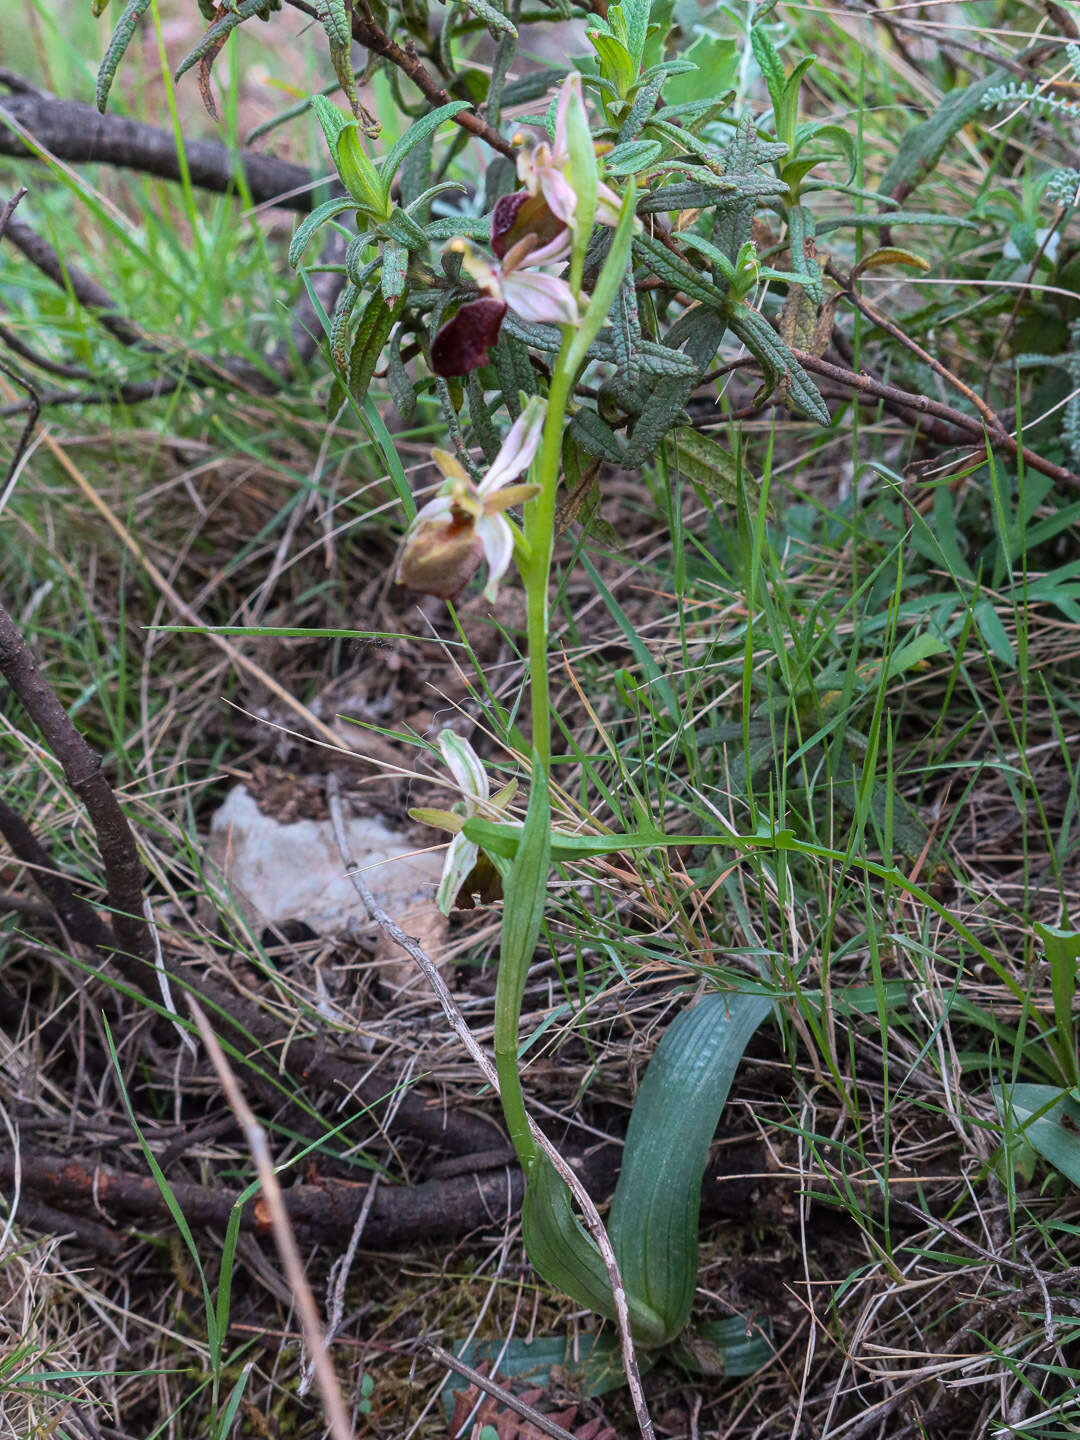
[187,997,355,1440]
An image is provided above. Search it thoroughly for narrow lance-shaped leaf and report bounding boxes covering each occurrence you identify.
[348,288,407,399]
[663,426,755,509]
[878,70,1006,201]
[612,276,642,400]
[381,240,409,303]
[633,231,730,312]
[175,0,272,81]
[96,0,152,112]
[727,303,831,426]
[381,102,472,186]
[288,196,358,269]
[456,0,518,37]
[621,374,695,468]
[494,755,551,1162]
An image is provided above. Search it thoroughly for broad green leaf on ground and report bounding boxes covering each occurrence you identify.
[993,1084,1080,1190]
[608,990,774,1344]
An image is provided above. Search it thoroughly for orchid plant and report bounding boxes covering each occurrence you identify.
[91,0,876,1395]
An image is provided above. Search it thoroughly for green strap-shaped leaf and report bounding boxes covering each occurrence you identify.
[750,23,786,111]
[637,176,786,213]
[605,138,663,175]
[992,1083,1080,1190]
[348,288,407,398]
[382,208,430,250]
[669,1316,775,1378]
[382,101,473,186]
[633,232,729,312]
[712,113,782,262]
[726,303,831,426]
[387,325,417,421]
[312,0,360,113]
[500,67,571,108]
[663,426,746,507]
[329,283,360,370]
[455,0,518,37]
[786,203,822,305]
[503,312,564,354]
[96,0,152,113]
[175,0,271,82]
[638,342,701,377]
[878,70,1005,201]
[311,92,350,156]
[608,991,773,1342]
[816,210,977,235]
[621,0,650,68]
[622,374,695,468]
[493,335,536,416]
[422,216,492,242]
[617,66,669,142]
[569,408,625,463]
[466,373,502,465]
[522,1153,670,1346]
[612,277,642,401]
[380,240,409,303]
[288,196,357,269]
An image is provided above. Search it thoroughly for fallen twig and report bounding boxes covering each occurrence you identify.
[0,1137,760,1249]
[0,600,155,990]
[188,997,354,1440]
[427,1343,581,1440]
[283,0,516,160]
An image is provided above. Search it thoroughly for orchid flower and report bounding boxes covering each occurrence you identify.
[411,731,517,914]
[431,73,623,376]
[513,71,623,231]
[396,396,546,602]
[431,199,577,375]
[450,235,578,327]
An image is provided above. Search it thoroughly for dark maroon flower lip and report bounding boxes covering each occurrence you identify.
[490,189,566,260]
[491,191,532,260]
[431,297,508,377]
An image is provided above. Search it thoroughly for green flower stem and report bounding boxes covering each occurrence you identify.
[495,983,535,1168]
[491,331,576,1173]
[490,186,637,1174]
[522,331,576,778]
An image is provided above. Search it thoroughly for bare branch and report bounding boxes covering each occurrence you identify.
[0,84,323,213]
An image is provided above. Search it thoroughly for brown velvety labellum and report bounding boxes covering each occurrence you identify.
[430,297,507,376]
[397,517,483,599]
[490,189,565,259]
